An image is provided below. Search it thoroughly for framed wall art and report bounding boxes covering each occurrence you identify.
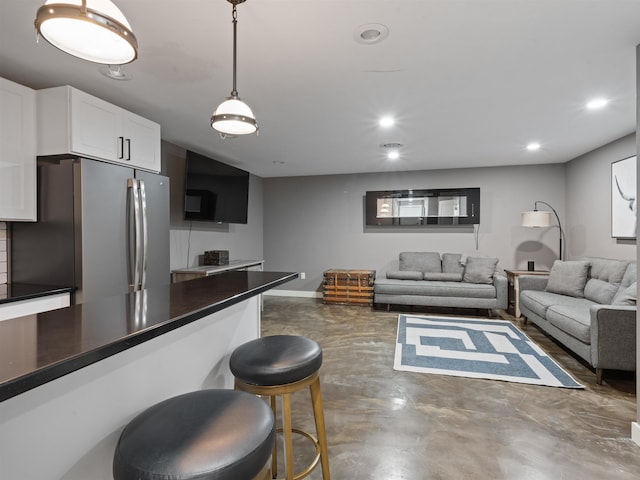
[611,155,637,239]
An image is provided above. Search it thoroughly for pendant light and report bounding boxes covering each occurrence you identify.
[211,0,258,137]
[35,0,138,65]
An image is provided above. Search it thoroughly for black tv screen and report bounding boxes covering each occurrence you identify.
[183,150,250,224]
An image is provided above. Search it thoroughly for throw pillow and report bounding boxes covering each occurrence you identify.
[545,260,590,298]
[612,282,637,305]
[423,272,463,281]
[386,270,423,281]
[462,257,499,284]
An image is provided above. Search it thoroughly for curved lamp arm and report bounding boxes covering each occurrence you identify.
[533,200,564,261]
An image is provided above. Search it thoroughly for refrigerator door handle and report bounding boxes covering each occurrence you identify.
[139,179,148,290]
[128,178,142,291]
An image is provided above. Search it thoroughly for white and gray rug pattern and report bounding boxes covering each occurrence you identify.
[395,314,583,388]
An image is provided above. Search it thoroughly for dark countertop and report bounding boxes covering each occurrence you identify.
[0,270,297,402]
[0,283,73,304]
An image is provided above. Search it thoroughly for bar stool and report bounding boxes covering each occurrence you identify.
[113,389,275,480]
[229,335,330,480]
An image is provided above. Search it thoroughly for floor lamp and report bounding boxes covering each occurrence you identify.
[521,201,564,261]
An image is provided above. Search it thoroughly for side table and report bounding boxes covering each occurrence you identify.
[504,269,549,317]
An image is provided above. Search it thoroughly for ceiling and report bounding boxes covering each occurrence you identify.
[2,1,640,178]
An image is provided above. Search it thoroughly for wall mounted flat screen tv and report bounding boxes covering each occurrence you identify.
[183,150,250,224]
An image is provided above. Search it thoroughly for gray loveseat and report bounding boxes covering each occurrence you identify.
[519,258,636,384]
[374,252,508,314]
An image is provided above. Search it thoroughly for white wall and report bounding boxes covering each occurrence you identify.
[566,133,636,261]
[263,163,566,292]
[162,141,264,270]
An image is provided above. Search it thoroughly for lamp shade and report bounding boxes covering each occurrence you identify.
[35,0,138,64]
[521,210,552,227]
[211,97,258,135]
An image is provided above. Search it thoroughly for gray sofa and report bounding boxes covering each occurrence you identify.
[519,258,637,384]
[374,252,508,314]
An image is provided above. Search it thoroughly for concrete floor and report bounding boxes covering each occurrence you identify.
[261,296,639,480]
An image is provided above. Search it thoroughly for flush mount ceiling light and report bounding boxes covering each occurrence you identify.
[526,142,541,151]
[354,23,389,45]
[35,0,138,64]
[211,0,258,138]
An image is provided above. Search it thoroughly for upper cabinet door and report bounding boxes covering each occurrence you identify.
[37,86,161,173]
[122,111,161,172]
[0,78,36,221]
[70,88,121,163]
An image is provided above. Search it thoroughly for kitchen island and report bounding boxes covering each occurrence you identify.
[0,270,296,480]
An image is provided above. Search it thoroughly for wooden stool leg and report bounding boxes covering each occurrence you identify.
[282,393,294,480]
[310,377,330,480]
[270,395,278,479]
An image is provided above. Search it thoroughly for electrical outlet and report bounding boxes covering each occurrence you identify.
[300,272,306,280]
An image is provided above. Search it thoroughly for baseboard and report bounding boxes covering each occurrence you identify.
[632,422,640,448]
[263,289,322,298]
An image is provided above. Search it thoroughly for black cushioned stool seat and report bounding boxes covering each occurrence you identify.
[113,389,275,480]
[230,335,330,480]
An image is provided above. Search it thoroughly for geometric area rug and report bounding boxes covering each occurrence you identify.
[394,315,583,388]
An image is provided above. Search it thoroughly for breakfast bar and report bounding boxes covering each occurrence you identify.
[0,270,296,480]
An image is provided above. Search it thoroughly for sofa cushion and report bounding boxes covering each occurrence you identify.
[520,290,594,319]
[462,257,498,284]
[612,282,637,305]
[545,260,590,298]
[386,270,424,280]
[399,252,441,273]
[583,257,628,304]
[374,279,497,299]
[442,253,464,274]
[423,272,463,281]
[619,262,636,289]
[546,305,593,344]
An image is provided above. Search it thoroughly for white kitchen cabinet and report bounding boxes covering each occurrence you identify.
[37,86,160,173]
[0,292,70,321]
[0,77,36,221]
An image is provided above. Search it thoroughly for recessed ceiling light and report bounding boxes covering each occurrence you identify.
[379,116,394,127]
[526,142,541,151]
[354,23,390,45]
[382,142,402,160]
[586,98,609,110]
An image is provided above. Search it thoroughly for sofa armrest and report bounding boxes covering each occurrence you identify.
[589,304,637,371]
[518,275,548,293]
[493,274,508,309]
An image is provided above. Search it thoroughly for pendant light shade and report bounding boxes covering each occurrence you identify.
[35,0,138,65]
[211,0,258,137]
[211,96,258,135]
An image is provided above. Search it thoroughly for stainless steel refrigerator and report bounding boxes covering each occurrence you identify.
[12,157,170,303]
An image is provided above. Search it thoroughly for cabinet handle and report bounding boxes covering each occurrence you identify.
[118,136,124,159]
[126,138,131,161]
